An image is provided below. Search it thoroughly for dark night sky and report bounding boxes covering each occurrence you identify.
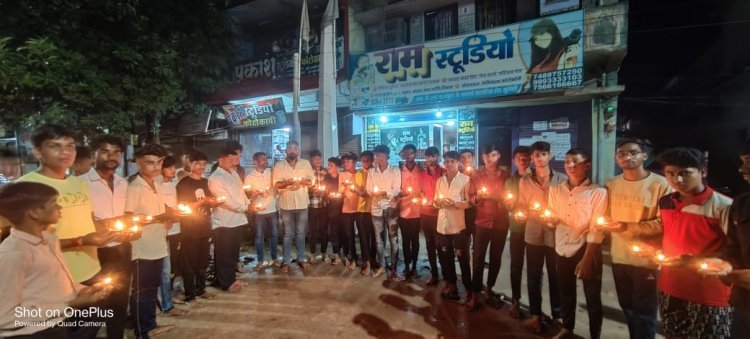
[618,0,750,195]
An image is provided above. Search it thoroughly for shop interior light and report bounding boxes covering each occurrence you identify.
[435,111,443,118]
[282,127,291,132]
[446,121,455,126]
[380,115,388,123]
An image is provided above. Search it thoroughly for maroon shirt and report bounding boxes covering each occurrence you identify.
[470,167,510,229]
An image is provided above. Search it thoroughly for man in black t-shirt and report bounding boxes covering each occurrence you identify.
[176,151,221,302]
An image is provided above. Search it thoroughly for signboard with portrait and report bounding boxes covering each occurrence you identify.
[349,10,584,110]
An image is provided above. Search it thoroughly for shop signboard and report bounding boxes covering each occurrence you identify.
[380,125,431,156]
[457,108,477,151]
[222,98,288,129]
[349,10,584,110]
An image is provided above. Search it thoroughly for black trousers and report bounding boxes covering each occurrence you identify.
[356,212,373,263]
[399,217,421,271]
[612,263,658,339]
[526,243,562,318]
[181,235,211,301]
[557,246,603,339]
[437,230,472,288]
[96,244,132,339]
[309,207,329,254]
[420,215,440,278]
[340,213,358,259]
[509,230,526,301]
[213,226,244,290]
[471,226,508,292]
[328,213,340,255]
[465,207,477,243]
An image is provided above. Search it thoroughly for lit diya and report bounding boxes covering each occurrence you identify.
[112,220,126,232]
[407,186,413,194]
[504,192,514,201]
[696,258,732,276]
[132,216,141,223]
[422,198,429,205]
[102,276,113,285]
[145,215,153,222]
[594,216,620,231]
[177,204,193,215]
[464,166,473,173]
[215,196,227,203]
[411,197,418,204]
[243,184,252,191]
[530,202,542,211]
[542,209,553,218]
[130,225,140,233]
[513,210,526,221]
[328,192,342,199]
[479,186,488,196]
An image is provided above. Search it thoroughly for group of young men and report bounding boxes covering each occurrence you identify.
[2,123,750,339]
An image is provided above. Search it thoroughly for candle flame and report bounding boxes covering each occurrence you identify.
[422,198,428,205]
[438,194,444,199]
[411,198,418,203]
[481,187,487,193]
[131,225,139,232]
[407,187,413,193]
[532,202,541,210]
[465,166,472,172]
[657,253,666,261]
[700,262,709,270]
[114,220,125,231]
[132,216,141,222]
[506,192,513,200]
[596,216,606,225]
[632,245,641,252]
[243,184,252,190]
[543,209,552,218]
[373,186,379,193]
[145,215,153,222]
[103,277,113,285]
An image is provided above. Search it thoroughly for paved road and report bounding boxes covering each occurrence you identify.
[145,232,652,338]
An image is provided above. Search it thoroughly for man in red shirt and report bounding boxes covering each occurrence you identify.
[419,146,445,285]
[468,144,510,310]
[398,144,422,281]
[657,147,733,338]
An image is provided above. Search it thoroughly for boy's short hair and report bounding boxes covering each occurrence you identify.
[512,146,531,157]
[188,151,208,163]
[741,139,750,156]
[327,157,342,167]
[657,147,707,169]
[530,141,551,153]
[444,151,460,160]
[460,149,474,156]
[616,138,645,151]
[0,182,59,225]
[425,146,440,157]
[309,150,322,158]
[373,145,390,156]
[252,152,267,161]
[218,140,243,157]
[482,144,501,155]
[75,146,93,162]
[31,124,76,148]
[401,144,417,153]
[89,135,126,152]
[360,150,374,159]
[341,153,358,162]
[286,140,300,148]
[134,144,168,159]
[566,148,592,162]
[162,156,178,169]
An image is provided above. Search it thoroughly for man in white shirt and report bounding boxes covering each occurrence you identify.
[158,156,188,316]
[80,135,133,338]
[208,141,252,292]
[126,144,177,338]
[366,145,402,279]
[272,141,315,272]
[434,151,473,304]
[245,152,280,269]
[545,148,606,339]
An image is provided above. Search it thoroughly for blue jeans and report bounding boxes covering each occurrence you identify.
[281,209,308,264]
[158,252,174,312]
[130,258,163,338]
[612,263,658,339]
[255,212,279,262]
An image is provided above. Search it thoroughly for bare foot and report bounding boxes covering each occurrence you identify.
[148,325,175,337]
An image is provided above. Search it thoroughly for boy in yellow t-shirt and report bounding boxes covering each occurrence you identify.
[17,125,118,283]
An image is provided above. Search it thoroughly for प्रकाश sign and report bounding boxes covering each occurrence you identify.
[349,10,584,110]
[222,97,288,129]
